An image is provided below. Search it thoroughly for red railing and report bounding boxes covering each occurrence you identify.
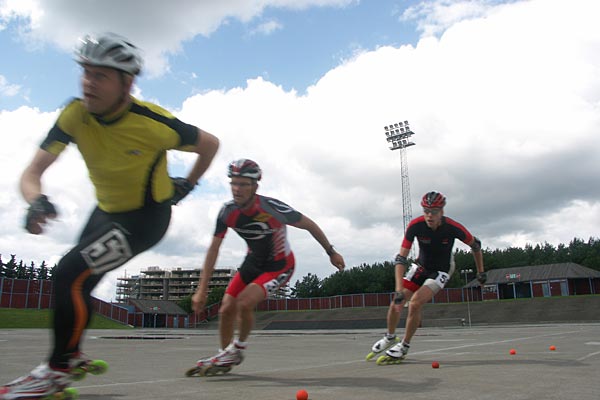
[0,277,484,328]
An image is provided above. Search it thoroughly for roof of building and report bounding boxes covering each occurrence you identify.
[465,262,600,287]
[128,299,188,315]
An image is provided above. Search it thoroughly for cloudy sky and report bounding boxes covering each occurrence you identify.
[1,0,599,302]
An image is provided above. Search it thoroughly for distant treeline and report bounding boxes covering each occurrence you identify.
[291,237,600,298]
[0,254,56,280]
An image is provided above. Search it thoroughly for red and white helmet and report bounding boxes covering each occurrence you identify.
[227,159,262,180]
[421,191,446,208]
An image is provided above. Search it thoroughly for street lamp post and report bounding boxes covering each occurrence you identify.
[462,268,473,327]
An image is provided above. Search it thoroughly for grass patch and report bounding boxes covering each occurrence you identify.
[0,308,132,329]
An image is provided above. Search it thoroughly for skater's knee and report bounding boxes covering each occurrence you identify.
[408,300,424,313]
[219,302,236,319]
[236,297,256,315]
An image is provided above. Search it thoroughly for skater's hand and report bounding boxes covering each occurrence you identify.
[393,291,405,312]
[329,252,345,272]
[170,177,196,205]
[476,272,487,285]
[192,289,208,313]
[25,194,57,234]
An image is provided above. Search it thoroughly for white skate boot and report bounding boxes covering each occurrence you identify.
[376,341,410,365]
[186,342,245,377]
[366,334,399,361]
[0,363,78,400]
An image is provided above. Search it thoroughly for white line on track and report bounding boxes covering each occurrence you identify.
[577,350,600,361]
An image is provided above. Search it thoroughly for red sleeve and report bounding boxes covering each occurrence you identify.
[445,217,474,244]
[401,216,423,249]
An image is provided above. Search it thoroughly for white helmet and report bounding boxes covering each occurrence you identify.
[76,32,142,75]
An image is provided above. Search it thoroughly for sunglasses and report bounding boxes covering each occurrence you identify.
[423,208,442,215]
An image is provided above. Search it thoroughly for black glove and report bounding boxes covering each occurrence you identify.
[476,272,487,285]
[393,291,405,305]
[170,177,196,205]
[25,194,57,234]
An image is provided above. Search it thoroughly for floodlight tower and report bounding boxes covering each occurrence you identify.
[384,120,416,236]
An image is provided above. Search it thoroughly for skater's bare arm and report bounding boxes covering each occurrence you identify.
[192,236,223,313]
[392,247,410,311]
[465,236,486,285]
[394,246,410,292]
[292,215,345,271]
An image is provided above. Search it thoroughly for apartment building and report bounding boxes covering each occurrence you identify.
[116,266,235,302]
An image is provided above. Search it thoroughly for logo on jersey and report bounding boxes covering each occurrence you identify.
[266,199,294,214]
[234,222,277,240]
[254,212,272,223]
[81,228,132,275]
[418,236,431,244]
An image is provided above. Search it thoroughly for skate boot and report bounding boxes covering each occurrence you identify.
[0,363,79,400]
[69,352,108,382]
[376,341,410,365]
[366,334,399,361]
[185,342,245,377]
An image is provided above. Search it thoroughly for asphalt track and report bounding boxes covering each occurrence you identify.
[1,323,599,400]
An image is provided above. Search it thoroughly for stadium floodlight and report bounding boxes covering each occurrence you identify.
[383,120,416,248]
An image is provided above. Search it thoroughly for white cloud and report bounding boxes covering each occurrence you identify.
[0,0,356,77]
[249,19,283,36]
[0,75,21,96]
[402,0,496,38]
[1,0,600,302]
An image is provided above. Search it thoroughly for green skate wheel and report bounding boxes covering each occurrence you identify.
[42,388,79,400]
[376,355,403,365]
[366,351,377,361]
[62,388,79,400]
[71,359,108,381]
[87,359,109,375]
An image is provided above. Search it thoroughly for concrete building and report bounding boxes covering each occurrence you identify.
[116,266,235,302]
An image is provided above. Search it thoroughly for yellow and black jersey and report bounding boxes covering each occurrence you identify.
[41,97,199,213]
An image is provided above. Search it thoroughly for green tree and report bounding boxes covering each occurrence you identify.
[291,273,322,298]
[26,261,37,280]
[3,254,18,278]
[206,286,226,306]
[177,296,193,314]
[38,261,50,280]
[16,260,27,279]
[49,264,58,279]
[178,286,227,314]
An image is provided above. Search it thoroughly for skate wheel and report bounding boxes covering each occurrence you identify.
[376,355,403,366]
[62,388,80,400]
[185,366,201,377]
[42,388,79,400]
[88,360,109,375]
[70,367,87,381]
[200,365,232,377]
[365,352,377,361]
